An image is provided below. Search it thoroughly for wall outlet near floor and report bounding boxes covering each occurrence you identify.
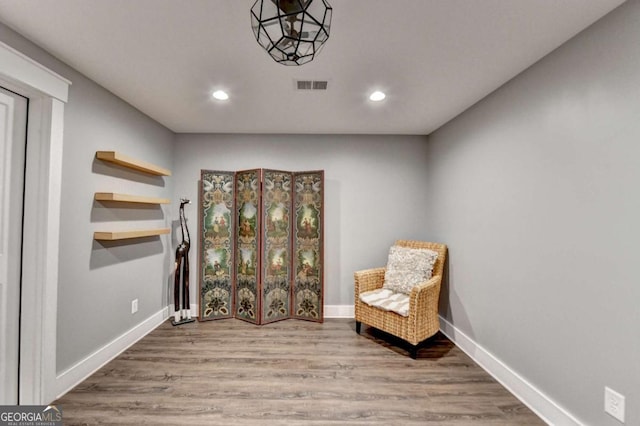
[604,386,625,423]
[131,299,138,314]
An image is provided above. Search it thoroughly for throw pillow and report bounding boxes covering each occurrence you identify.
[382,245,438,295]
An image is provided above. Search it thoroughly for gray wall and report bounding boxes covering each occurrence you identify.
[0,24,175,373]
[173,133,430,306]
[425,1,640,425]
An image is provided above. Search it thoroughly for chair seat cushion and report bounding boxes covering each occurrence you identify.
[382,245,438,295]
[359,288,410,317]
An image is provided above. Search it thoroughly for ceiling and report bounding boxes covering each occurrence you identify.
[0,0,626,135]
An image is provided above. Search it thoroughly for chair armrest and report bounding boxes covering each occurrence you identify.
[409,274,441,311]
[354,267,386,295]
[406,274,443,342]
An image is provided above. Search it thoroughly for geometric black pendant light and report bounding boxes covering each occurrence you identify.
[250,0,333,66]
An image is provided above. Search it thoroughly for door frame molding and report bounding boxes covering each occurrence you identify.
[0,40,70,404]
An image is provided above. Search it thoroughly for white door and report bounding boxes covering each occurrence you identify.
[0,87,28,404]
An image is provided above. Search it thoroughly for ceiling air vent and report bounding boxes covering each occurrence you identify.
[312,80,328,90]
[295,80,328,91]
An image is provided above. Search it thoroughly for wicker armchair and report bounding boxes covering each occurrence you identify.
[354,240,447,358]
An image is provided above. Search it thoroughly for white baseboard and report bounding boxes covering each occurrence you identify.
[179,303,355,319]
[439,315,583,426]
[324,304,354,318]
[54,307,169,400]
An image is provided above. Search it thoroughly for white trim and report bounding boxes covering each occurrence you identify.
[0,41,70,102]
[167,304,355,319]
[439,316,583,426]
[54,307,169,400]
[324,304,354,318]
[0,88,19,404]
[0,41,70,405]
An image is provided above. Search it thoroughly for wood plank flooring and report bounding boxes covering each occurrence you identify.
[54,318,544,425]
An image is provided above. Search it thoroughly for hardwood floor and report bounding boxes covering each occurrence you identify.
[54,318,544,425]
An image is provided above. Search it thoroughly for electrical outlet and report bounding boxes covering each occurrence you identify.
[605,386,625,423]
[131,299,138,314]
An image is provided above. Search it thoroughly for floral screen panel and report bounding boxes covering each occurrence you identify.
[293,171,324,322]
[235,169,261,324]
[198,170,235,321]
[198,168,323,324]
[261,170,293,324]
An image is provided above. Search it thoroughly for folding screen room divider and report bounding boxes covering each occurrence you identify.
[198,169,324,324]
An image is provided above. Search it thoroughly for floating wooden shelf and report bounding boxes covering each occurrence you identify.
[94,228,170,241]
[96,151,171,176]
[95,192,170,205]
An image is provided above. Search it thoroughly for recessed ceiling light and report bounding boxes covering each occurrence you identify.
[212,90,229,101]
[369,91,386,102]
